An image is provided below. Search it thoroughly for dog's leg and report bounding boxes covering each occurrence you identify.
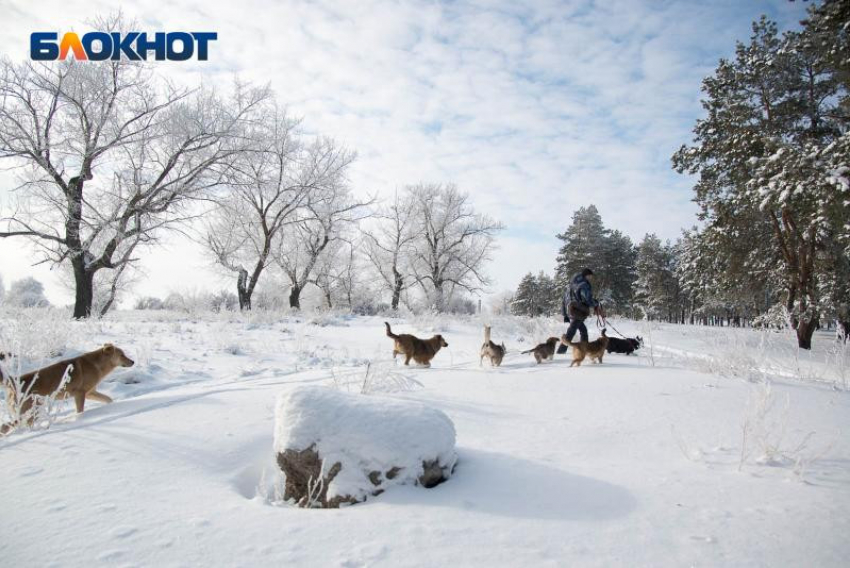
[404,354,412,366]
[86,390,113,404]
[73,391,86,413]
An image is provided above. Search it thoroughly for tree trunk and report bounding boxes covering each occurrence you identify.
[391,269,403,311]
[797,316,818,350]
[237,269,251,311]
[72,259,94,319]
[289,286,301,309]
[433,280,445,312]
[68,176,93,319]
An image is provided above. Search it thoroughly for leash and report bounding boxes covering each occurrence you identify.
[601,316,630,339]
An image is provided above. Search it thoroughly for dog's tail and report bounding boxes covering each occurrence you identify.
[560,334,581,348]
[520,348,535,354]
[484,325,491,343]
[384,322,397,339]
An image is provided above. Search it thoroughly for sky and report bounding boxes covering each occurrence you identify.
[0,0,812,307]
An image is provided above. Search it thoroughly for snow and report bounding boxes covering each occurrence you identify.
[274,386,457,501]
[1,309,849,567]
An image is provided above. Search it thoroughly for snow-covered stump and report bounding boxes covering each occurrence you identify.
[274,386,457,508]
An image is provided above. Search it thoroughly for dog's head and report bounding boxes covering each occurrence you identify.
[501,342,506,353]
[103,343,135,367]
[631,336,643,348]
[437,335,449,348]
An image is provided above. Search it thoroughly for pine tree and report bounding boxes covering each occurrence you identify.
[672,8,849,348]
[555,205,609,288]
[554,205,637,314]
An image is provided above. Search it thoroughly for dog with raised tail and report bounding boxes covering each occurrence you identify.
[521,337,561,364]
[479,326,506,367]
[561,330,609,367]
[385,322,448,367]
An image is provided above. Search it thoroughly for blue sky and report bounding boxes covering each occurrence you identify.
[0,0,812,305]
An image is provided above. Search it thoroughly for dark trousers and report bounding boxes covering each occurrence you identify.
[565,318,588,343]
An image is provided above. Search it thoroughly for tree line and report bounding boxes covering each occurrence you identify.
[0,15,503,318]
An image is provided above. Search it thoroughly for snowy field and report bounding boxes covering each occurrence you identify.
[1,308,849,567]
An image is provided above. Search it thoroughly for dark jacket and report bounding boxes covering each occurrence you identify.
[561,272,599,318]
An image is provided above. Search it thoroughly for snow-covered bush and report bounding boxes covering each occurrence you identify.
[274,386,457,507]
[134,296,165,310]
[5,277,50,308]
[0,355,72,436]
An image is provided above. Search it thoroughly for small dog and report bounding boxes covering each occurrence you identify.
[1,344,134,434]
[606,335,643,355]
[562,330,610,367]
[521,337,561,364]
[479,326,506,367]
[385,322,448,367]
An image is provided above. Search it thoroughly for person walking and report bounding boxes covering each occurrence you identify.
[561,268,602,344]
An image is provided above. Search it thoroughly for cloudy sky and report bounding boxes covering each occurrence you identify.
[0,0,810,306]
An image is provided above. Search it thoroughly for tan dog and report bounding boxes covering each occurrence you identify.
[521,337,561,364]
[1,344,134,434]
[562,330,609,367]
[479,326,506,367]
[385,322,448,367]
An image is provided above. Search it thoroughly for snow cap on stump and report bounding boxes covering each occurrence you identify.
[274,386,457,508]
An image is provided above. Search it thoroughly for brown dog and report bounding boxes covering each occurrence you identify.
[521,337,561,364]
[385,322,448,367]
[1,344,134,434]
[479,326,506,367]
[562,330,609,367]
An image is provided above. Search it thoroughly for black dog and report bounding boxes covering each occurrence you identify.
[606,336,642,355]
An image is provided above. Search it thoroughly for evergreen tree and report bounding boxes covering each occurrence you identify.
[512,271,558,317]
[604,230,638,315]
[555,205,609,288]
[554,205,637,315]
[672,8,849,348]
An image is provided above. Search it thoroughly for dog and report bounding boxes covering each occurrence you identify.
[479,326,506,367]
[1,344,134,435]
[561,330,609,367]
[385,322,448,367]
[521,337,561,364]
[606,335,643,355]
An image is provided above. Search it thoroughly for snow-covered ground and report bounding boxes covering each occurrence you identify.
[1,309,849,567]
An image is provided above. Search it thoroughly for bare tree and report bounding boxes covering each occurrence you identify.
[311,237,364,309]
[363,190,418,310]
[407,183,503,312]
[0,18,269,318]
[206,108,350,310]
[274,174,371,310]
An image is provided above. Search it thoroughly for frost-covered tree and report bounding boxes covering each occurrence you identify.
[363,190,418,311]
[274,182,370,309]
[6,276,50,308]
[0,16,269,318]
[206,104,353,310]
[408,183,504,312]
[672,8,849,348]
